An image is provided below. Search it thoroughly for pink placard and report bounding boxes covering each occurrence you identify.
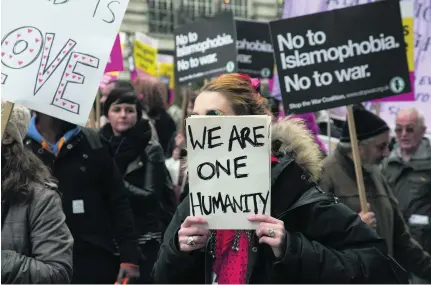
[372,72,415,102]
[105,34,124,73]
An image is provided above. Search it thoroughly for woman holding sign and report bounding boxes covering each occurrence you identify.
[152,74,406,284]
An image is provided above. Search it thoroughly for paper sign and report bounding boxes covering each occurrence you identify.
[270,1,411,114]
[1,0,129,126]
[133,32,158,76]
[157,54,175,89]
[174,11,237,85]
[105,34,124,73]
[236,20,274,79]
[186,115,272,229]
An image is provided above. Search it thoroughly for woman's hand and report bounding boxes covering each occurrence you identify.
[175,133,185,148]
[178,216,210,252]
[248,215,286,259]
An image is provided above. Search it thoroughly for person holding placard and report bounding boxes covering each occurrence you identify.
[99,87,176,283]
[1,103,73,284]
[320,106,431,283]
[152,74,406,284]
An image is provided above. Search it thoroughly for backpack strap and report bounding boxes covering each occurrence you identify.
[81,127,103,150]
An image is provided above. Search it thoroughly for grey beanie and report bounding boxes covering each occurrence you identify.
[1,101,31,147]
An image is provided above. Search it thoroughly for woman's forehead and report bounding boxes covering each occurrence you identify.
[193,91,233,115]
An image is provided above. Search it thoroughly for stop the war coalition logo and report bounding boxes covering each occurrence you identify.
[174,11,237,85]
[269,0,411,113]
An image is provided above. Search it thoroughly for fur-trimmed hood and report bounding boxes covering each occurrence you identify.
[272,117,323,182]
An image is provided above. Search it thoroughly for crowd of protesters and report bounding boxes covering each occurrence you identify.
[2,73,431,284]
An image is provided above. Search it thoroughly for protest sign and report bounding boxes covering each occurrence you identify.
[105,34,124,73]
[236,20,274,79]
[134,32,158,76]
[186,115,272,229]
[157,54,174,89]
[174,11,237,85]
[270,1,411,114]
[1,0,129,126]
[373,0,414,102]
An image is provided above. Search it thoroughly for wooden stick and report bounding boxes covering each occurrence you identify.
[346,105,369,213]
[1,102,15,138]
[96,93,101,128]
[375,102,381,117]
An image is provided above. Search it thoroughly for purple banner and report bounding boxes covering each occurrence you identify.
[105,34,124,73]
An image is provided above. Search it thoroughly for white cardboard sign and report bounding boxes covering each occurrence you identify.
[186,115,272,229]
[1,0,130,126]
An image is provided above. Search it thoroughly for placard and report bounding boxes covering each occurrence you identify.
[134,32,158,76]
[1,0,129,126]
[236,20,274,79]
[174,11,237,85]
[270,1,411,114]
[157,54,174,89]
[186,115,272,229]
[105,34,124,73]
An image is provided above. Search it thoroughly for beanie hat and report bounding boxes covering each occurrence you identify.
[340,105,389,143]
[1,101,31,147]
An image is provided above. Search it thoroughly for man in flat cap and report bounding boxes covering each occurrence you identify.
[319,105,431,282]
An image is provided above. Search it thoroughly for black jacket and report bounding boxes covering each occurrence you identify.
[100,122,176,236]
[24,128,140,265]
[152,153,407,284]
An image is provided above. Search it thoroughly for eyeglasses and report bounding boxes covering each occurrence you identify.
[395,125,415,134]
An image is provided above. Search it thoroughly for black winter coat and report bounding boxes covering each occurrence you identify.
[24,129,140,266]
[152,153,407,284]
[100,121,176,237]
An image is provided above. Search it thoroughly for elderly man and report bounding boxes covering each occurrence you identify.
[320,105,431,282]
[382,108,431,221]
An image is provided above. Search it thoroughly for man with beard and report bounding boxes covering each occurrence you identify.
[24,113,141,284]
[320,105,431,282]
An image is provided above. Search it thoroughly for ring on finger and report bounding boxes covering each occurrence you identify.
[268,228,276,238]
[186,236,196,247]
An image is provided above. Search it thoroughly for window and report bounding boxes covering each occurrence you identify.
[221,0,249,19]
[176,0,214,27]
[147,0,174,34]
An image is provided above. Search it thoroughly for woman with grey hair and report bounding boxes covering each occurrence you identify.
[1,103,73,284]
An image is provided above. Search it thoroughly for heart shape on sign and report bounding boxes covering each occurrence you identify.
[72,75,76,79]
[62,102,66,106]
[55,98,59,101]
[63,51,67,54]
[47,71,50,74]
[45,47,48,51]
[18,61,23,65]
[58,90,62,94]
[1,52,4,57]
[39,72,42,75]
[39,79,43,83]
[68,64,72,68]
[69,42,73,46]
[28,29,33,33]
[41,64,45,67]
[74,54,78,58]
[82,56,86,60]
[71,105,75,109]
[17,34,21,38]
[35,38,40,43]
[90,59,93,63]
[78,76,81,80]
[56,58,60,62]
[9,55,12,59]
[65,73,70,77]
[5,41,9,45]
[43,55,47,59]
[29,49,34,52]
[61,83,65,87]
[52,65,56,68]
[47,37,52,41]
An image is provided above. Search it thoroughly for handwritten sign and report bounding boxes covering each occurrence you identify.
[133,32,158,76]
[186,115,272,229]
[1,0,129,126]
[105,33,124,73]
